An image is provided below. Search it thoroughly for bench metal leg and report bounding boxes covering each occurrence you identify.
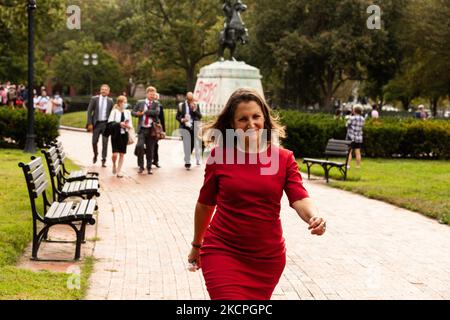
[43,228,49,241]
[31,225,51,260]
[323,165,330,183]
[67,223,85,261]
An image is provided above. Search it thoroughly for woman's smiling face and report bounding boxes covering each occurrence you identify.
[232,100,265,147]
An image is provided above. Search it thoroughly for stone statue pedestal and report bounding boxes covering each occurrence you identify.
[193,60,264,115]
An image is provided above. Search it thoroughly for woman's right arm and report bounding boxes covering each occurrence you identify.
[188,202,215,270]
[192,202,215,245]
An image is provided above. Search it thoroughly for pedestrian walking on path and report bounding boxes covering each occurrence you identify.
[152,92,165,168]
[176,92,203,170]
[188,88,326,300]
[346,104,365,169]
[108,95,133,178]
[132,86,161,175]
[87,84,114,167]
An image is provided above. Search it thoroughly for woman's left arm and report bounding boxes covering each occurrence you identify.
[291,198,326,236]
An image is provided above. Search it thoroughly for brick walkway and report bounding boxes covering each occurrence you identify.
[58,129,450,300]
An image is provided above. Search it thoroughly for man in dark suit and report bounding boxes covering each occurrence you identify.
[152,93,165,168]
[86,84,114,167]
[176,92,202,170]
[132,86,161,174]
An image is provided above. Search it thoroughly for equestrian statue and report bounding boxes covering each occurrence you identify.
[218,0,249,61]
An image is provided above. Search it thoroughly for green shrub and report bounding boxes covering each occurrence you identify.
[64,96,178,113]
[278,111,450,159]
[0,108,59,148]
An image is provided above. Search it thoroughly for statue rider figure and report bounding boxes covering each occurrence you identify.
[219,0,249,61]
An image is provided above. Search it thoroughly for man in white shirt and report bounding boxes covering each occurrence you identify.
[87,84,114,167]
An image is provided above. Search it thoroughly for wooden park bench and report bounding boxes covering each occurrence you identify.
[41,147,100,202]
[18,157,97,260]
[51,141,99,182]
[302,139,352,183]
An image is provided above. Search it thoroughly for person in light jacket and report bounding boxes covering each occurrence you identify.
[108,95,133,178]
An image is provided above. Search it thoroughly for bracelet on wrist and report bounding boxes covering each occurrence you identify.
[191,242,202,249]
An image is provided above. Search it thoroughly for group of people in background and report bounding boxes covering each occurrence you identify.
[0,82,27,108]
[0,81,65,117]
[86,84,202,178]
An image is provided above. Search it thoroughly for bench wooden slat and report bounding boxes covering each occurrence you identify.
[54,163,62,175]
[34,180,49,198]
[92,180,99,190]
[325,151,349,157]
[325,145,348,152]
[48,147,58,157]
[86,199,97,215]
[44,202,60,220]
[28,157,43,172]
[46,201,71,221]
[58,202,74,221]
[30,164,45,181]
[73,181,81,192]
[75,200,89,218]
[62,183,70,193]
[50,153,58,163]
[32,171,46,188]
[303,158,329,164]
[65,202,79,220]
[329,139,351,145]
[327,161,345,166]
[79,180,86,190]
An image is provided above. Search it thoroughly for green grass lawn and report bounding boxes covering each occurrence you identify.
[298,158,450,224]
[0,149,94,300]
[61,109,180,137]
[60,111,87,129]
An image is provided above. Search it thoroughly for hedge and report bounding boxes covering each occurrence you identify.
[64,96,178,113]
[0,108,59,148]
[278,111,450,159]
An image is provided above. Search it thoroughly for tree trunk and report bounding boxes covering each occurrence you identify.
[322,79,334,112]
[321,67,335,112]
[400,97,411,111]
[431,97,438,117]
[186,64,196,92]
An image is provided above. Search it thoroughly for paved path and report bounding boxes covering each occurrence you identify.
[59,129,450,300]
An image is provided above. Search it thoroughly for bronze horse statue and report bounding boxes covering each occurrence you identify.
[219,0,249,61]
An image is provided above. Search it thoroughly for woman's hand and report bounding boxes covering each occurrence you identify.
[308,216,327,236]
[187,247,201,272]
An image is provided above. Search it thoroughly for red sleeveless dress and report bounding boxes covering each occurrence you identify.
[197,146,309,300]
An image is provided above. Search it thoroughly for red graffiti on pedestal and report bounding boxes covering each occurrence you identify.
[194,81,218,106]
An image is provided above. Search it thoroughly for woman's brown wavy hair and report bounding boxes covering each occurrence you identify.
[202,88,285,147]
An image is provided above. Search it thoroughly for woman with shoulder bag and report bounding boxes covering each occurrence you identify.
[108,95,133,178]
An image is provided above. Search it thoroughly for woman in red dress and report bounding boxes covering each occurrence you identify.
[188,88,326,300]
